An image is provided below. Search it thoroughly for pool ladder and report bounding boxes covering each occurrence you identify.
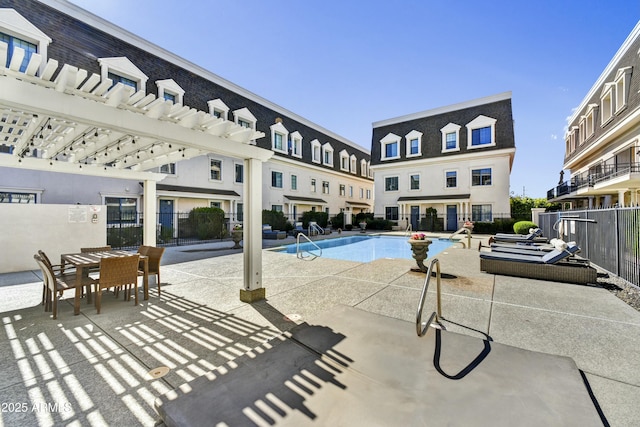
[296,233,322,260]
[416,258,446,336]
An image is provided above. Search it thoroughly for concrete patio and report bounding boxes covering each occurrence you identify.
[0,233,638,426]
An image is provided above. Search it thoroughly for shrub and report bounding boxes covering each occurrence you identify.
[513,220,538,235]
[262,209,289,231]
[301,211,328,228]
[189,207,226,239]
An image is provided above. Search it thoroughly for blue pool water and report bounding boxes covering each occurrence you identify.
[274,235,454,263]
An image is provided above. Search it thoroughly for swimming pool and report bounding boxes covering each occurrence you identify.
[274,235,454,263]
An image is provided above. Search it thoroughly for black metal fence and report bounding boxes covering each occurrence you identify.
[107,211,233,250]
[538,207,640,287]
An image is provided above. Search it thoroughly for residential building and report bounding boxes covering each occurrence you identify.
[547,22,640,208]
[0,0,373,237]
[370,92,516,231]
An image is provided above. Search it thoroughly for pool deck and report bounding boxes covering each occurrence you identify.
[1,231,639,425]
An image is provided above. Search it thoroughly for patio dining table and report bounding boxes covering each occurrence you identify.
[61,250,149,315]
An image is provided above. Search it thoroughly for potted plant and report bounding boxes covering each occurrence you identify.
[231,224,243,249]
[407,233,432,272]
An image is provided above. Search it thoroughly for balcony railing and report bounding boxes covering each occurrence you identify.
[547,162,640,199]
[592,162,640,185]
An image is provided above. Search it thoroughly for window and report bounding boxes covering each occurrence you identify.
[405,130,422,157]
[585,104,597,139]
[322,181,330,194]
[441,123,461,152]
[349,186,354,197]
[99,57,148,91]
[410,174,420,190]
[339,184,346,196]
[350,155,357,174]
[311,178,317,192]
[385,176,399,191]
[614,67,632,112]
[446,171,457,188]
[0,10,51,75]
[105,197,137,225]
[208,99,229,120]
[322,143,334,166]
[270,121,289,154]
[235,163,243,183]
[291,174,297,190]
[359,188,364,199]
[385,206,399,221]
[237,203,243,222]
[579,118,585,145]
[210,159,222,181]
[0,191,36,203]
[156,79,184,105]
[311,139,321,164]
[340,150,349,171]
[290,131,303,158]
[272,205,283,212]
[271,171,283,188]
[159,163,176,174]
[210,201,221,209]
[0,32,36,72]
[366,189,371,199]
[472,204,492,222]
[361,159,367,177]
[380,133,401,160]
[466,115,496,149]
[600,83,614,126]
[233,107,257,142]
[472,168,492,186]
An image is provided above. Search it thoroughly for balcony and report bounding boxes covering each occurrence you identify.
[592,162,640,186]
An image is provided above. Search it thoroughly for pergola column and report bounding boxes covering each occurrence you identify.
[618,189,627,207]
[143,179,157,246]
[240,157,264,303]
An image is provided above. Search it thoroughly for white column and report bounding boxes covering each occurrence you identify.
[241,157,264,302]
[143,179,157,246]
[618,189,627,207]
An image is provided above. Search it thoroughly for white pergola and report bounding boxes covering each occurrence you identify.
[0,45,273,301]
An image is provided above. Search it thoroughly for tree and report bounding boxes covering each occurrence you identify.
[510,196,560,220]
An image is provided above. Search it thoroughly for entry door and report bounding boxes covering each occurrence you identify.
[159,199,174,233]
[446,205,457,231]
[410,206,420,231]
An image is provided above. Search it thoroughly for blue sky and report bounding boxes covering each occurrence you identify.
[69,0,639,198]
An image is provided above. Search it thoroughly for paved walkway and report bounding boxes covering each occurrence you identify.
[0,233,638,426]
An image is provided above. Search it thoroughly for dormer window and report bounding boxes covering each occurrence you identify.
[0,9,51,75]
[405,130,422,157]
[600,83,614,125]
[99,57,148,91]
[380,133,401,160]
[156,79,184,105]
[270,121,289,154]
[466,115,496,149]
[208,99,229,120]
[311,139,321,164]
[440,123,461,152]
[360,159,367,177]
[322,143,334,166]
[585,104,597,139]
[614,66,632,113]
[233,107,257,143]
[290,131,302,158]
[350,154,357,174]
[339,150,349,171]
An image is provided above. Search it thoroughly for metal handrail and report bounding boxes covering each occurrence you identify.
[447,227,472,249]
[308,223,324,236]
[416,258,445,337]
[404,223,412,237]
[296,233,322,260]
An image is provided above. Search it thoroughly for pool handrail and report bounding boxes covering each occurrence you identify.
[308,221,324,236]
[448,227,472,249]
[416,258,445,336]
[296,233,322,260]
[404,223,412,237]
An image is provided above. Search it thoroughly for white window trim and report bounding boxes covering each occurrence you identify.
[270,121,289,154]
[339,183,346,197]
[159,162,177,175]
[405,130,423,158]
[367,161,373,178]
[233,107,257,145]
[471,167,492,187]
[585,104,597,140]
[380,133,401,160]
[290,173,298,191]
[290,131,303,158]
[339,149,349,171]
[440,123,461,153]
[234,162,243,185]
[445,169,458,189]
[98,56,148,91]
[614,66,632,113]
[466,115,497,149]
[209,157,223,182]
[600,83,614,127]
[311,139,321,164]
[322,142,334,167]
[208,98,229,120]
[384,175,399,192]
[156,79,185,105]
[384,205,399,221]
[350,154,357,174]
[409,173,421,191]
[579,117,586,145]
[270,169,284,189]
[0,9,51,75]
[360,159,367,177]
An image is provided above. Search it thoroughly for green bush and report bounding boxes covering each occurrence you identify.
[262,209,289,231]
[188,207,226,239]
[301,211,328,228]
[471,218,517,234]
[513,220,538,235]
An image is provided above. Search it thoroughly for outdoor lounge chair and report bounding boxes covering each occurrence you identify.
[491,228,548,243]
[490,239,575,255]
[262,224,286,240]
[290,222,308,236]
[480,244,597,284]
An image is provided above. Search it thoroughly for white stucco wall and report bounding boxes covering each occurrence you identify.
[0,204,107,273]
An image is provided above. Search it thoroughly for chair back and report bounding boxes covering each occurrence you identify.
[98,255,140,287]
[81,246,112,253]
[137,245,151,256]
[38,250,54,269]
[34,254,55,291]
[145,247,165,273]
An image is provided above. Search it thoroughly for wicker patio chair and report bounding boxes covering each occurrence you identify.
[94,255,140,314]
[80,245,112,253]
[34,253,96,319]
[139,246,165,297]
[37,250,77,305]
